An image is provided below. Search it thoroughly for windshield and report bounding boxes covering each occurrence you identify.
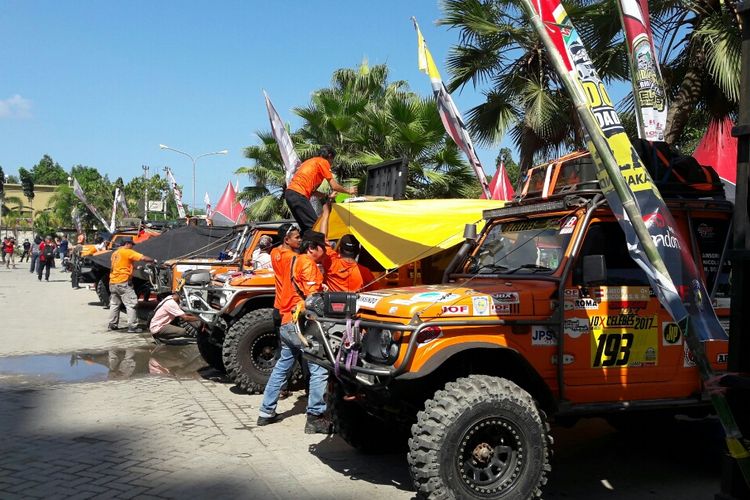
[220,228,248,259]
[469,216,577,275]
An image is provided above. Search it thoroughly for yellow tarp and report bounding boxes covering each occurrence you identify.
[316,199,505,269]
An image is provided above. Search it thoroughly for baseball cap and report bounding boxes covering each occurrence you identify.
[338,234,360,258]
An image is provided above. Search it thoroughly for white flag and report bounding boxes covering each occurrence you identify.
[264,90,301,184]
[165,167,186,218]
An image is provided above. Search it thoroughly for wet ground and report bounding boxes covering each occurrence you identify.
[0,266,730,499]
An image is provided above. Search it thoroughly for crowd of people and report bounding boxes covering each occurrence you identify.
[2,234,71,280]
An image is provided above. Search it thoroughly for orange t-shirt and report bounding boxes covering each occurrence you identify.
[110,248,144,284]
[278,253,323,324]
[287,157,333,198]
[270,246,296,309]
[323,247,379,292]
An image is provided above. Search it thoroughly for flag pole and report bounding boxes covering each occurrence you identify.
[520,0,750,483]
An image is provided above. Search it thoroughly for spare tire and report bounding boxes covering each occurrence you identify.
[96,279,110,306]
[223,308,278,394]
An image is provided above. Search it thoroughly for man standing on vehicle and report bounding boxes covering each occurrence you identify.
[108,237,155,333]
[258,230,330,434]
[284,146,357,234]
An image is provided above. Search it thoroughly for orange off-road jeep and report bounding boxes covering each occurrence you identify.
[301,151,732,499]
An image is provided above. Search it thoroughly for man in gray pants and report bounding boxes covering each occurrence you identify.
[107,238,155,333]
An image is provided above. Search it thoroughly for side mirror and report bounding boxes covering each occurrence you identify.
[463,223,478,241]
[582,255,607,285]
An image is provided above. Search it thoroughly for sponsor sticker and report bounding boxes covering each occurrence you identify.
[590,315,658,368]
[388,306,398,315]
[441,305,469,316]
[531,326,558,346]
[574,298,599,310]
[492,292,520,304]
[563,318,589,339]
[356,294,382,310]
[719,319,730,335]
[717,353,729,364]
[472,296,491,316]
[564,288,581,298]
[491,303,519,315]
[662,322,682,346]
[559,216,578,235]
[410,292,460,303]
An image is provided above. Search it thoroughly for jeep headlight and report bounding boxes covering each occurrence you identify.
[219,294,228,307]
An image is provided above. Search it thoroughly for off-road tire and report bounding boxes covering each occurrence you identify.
[197,330,226,373]
[96,279,110,306]
[331,383,407,454]
[408,375,551,499]
[71,268,80,288]
[223,308,280,394]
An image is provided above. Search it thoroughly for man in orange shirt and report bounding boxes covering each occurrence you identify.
[259,230,331,434]
[323,234,381,292]
[108,238,155,333]
[284,146,357,234]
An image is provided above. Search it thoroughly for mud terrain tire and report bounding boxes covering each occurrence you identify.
[331,383,407,454]
[223,308,279,394]
[197,330,226,373]
[96,279,110,306]
[408,375,551,499]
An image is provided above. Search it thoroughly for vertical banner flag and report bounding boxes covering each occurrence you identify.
[413,18,492,199]
[263,91,301,184]
[204,192,211,218]
[72,177,111,230]
[616,0,668,141]
[109,187,120,232]
[71,208,82,234]
[165,167,186,218]
[521,0,749,476]
[117,188,130,218]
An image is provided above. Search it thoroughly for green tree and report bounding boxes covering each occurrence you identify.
[19,168,35,204]
[6,175,19,184]
[124,174,173,219]
[236,131,295,221]
[31,155,68,185]
[496,147,521,187]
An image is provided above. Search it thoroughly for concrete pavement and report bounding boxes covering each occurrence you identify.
[0,264,724,499]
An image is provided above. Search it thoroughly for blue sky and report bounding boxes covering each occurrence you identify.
[1,1,515,206]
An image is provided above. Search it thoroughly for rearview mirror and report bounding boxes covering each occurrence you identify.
[583,255,607,285]
[464,223,477,241]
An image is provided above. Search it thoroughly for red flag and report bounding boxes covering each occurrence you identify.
[692,118,737,200]
[483,158,516,200]
[210,182,247,226]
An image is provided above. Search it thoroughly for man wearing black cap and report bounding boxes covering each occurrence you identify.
[284,146,358,234]
[107,237,155,333]
[258,229,331,434]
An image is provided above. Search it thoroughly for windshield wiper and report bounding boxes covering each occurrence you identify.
[475,263,509,274]
[506,264,552,274]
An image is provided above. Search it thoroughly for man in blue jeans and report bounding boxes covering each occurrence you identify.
[258,230,330,434]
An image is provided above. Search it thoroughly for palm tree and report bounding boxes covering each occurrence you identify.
[296,61,479,197]
[236,132,295,221]
[439,0,740,159]
[1,195,27,236]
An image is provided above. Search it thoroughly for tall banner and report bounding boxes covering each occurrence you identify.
[413,18,492,199]
[109,187,119,232]
[72,177,111,230]
[521,0,749,478]
[204,192,212,218]
[617,0,668,141]
[263,90,301,184]
[71,208,82,234]
[165,167,186,218]
[117,188,130,218]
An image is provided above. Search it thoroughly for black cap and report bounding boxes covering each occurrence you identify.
[319,145,336,160]
[338,234,360,258]
[277,223,299,240]
[302,230,326,247]
[120,237,134,246]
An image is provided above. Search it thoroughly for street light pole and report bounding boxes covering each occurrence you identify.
[158,144,228,215]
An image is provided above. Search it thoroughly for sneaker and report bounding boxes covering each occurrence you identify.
[102,305,110,310]
[257,414,282,426]
[304,414,332,435]
[127,327,143,333]
[107,324,120,331]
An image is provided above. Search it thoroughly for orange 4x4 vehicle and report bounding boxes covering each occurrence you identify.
[301,152,733,499]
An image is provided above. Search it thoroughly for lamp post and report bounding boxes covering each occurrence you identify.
[158,144,228,215]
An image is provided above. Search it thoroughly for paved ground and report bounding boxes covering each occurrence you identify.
[0,263,727,499]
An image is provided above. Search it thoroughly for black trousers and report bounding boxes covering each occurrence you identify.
[284,189,317,234]
[38,259,53,280]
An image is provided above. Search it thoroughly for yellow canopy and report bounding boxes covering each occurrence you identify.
[316,199,505,269]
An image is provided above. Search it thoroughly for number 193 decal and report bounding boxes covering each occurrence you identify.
[590,328,658,368]
[593,333,634,367]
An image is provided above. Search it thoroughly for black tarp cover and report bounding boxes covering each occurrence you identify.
[90,225,235,270]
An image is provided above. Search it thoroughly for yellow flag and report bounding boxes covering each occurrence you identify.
[414,19,442,83]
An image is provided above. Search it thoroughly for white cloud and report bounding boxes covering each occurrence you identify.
[0,94,32,119]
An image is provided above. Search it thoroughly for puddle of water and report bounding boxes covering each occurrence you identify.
[0,345,208,383]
